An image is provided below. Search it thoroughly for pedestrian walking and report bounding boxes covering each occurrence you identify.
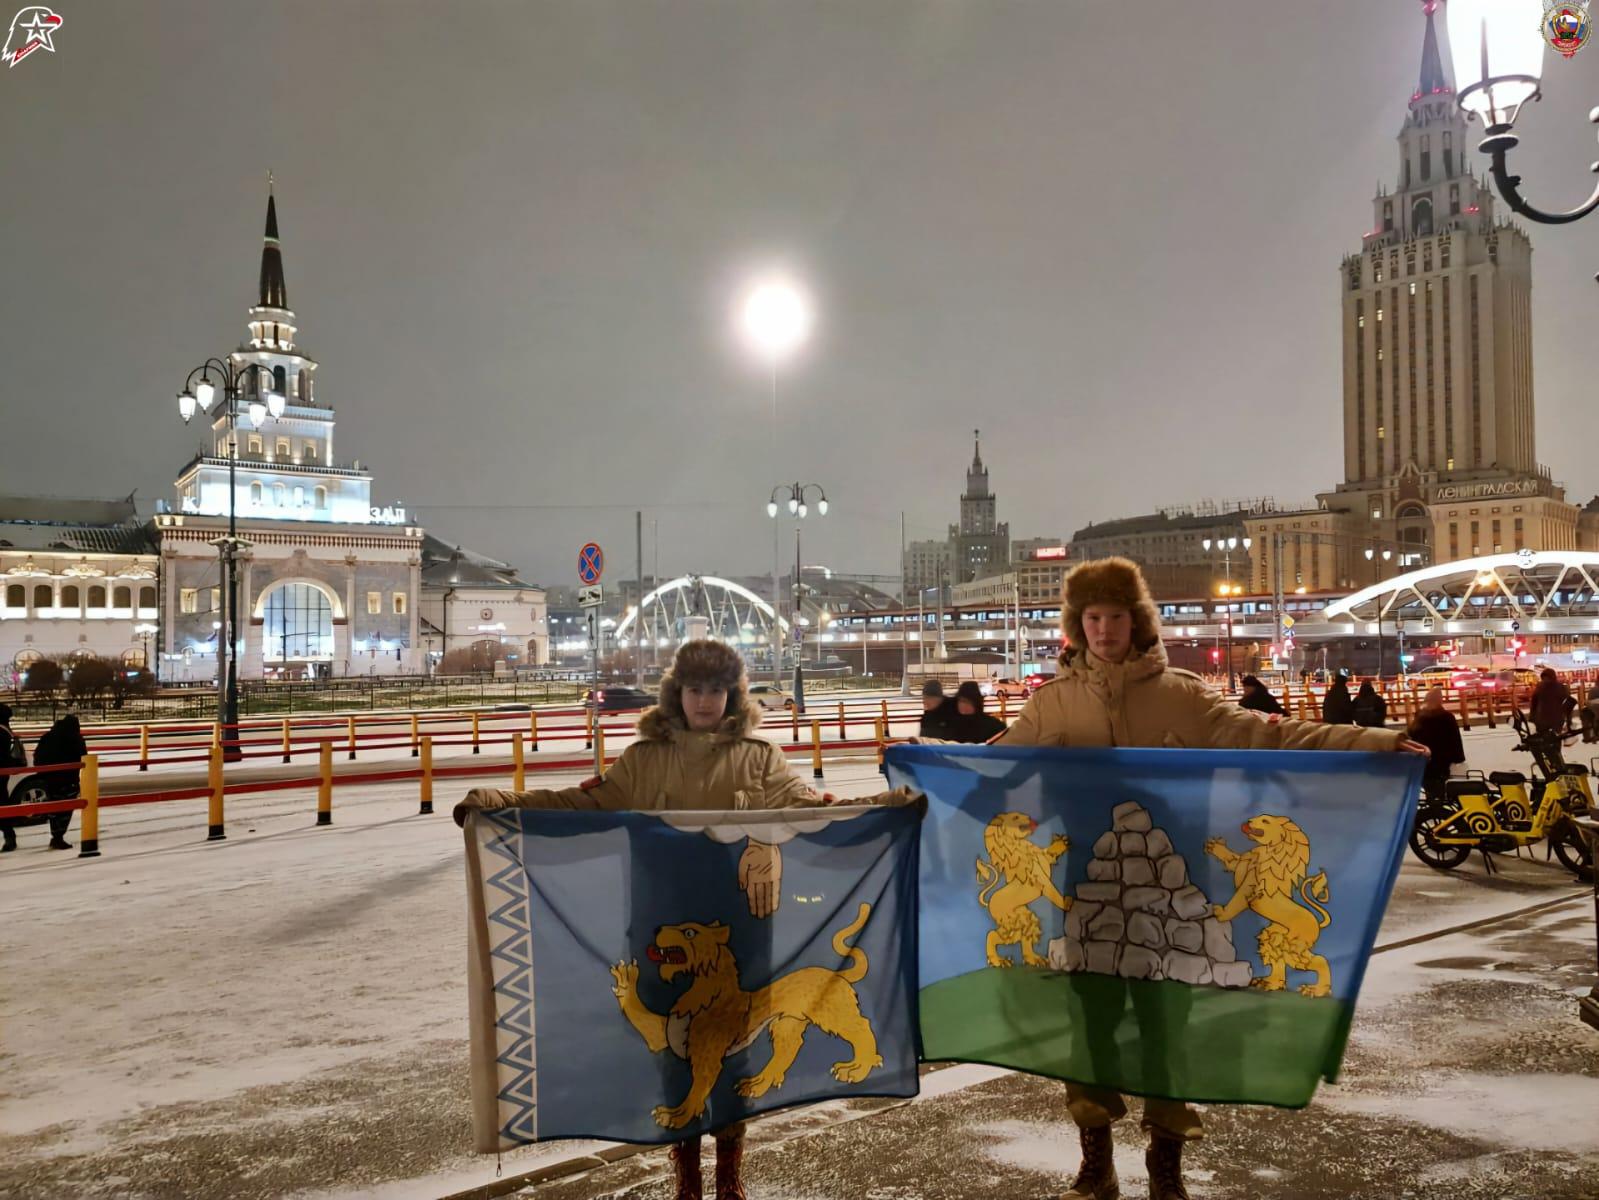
[1529,668,1574,736]
[453,639,912,1200]
[992,557,1425,1200]
[1581,682,1599,744]
[1353,680,1388,728]
[948,681,1006,743]
[1236,675,1284,716]
[1321,674,1355,725]
[1408,687,1465,804]
[14,713,87,851]
[0,703,27,852]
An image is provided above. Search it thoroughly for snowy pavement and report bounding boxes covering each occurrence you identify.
[0,726,1595,1200]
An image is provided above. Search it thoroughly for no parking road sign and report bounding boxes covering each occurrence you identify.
[578,542,604,584]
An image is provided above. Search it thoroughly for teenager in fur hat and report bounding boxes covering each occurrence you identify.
[994,557,1426,1200]
[455,638,911,1200]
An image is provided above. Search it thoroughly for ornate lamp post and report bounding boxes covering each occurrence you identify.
[177,358,283,762]
[1202,536,1252,691]
[1449,0,1599,226]
[767,482,827,710]
[1364,546,1395,677]
[1447,6,1599,1023]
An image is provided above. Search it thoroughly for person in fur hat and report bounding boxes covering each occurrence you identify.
[993,557,1426,1200]
[454,638,912,1200]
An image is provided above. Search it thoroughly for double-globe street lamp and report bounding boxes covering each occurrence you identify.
[177,358,284,764]
[1448,0,1599,1034]
[768,483,827,710]
[737,276,813,686]
[1201,536,1252,691]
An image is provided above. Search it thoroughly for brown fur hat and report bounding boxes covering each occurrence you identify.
[1061,557,1163,654]
[643,639,759,740]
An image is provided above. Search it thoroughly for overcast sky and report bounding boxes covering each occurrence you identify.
[3,1,1597,589]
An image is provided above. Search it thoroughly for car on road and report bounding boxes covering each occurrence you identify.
[983,678,1029,700]
[747,683,797,711]
[1023,673,1056,694]
[584,686,656,711]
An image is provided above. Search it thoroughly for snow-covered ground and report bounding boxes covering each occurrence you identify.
[1,723,1594,1200]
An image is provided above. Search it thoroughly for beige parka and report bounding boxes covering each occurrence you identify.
[997,642,1405,753]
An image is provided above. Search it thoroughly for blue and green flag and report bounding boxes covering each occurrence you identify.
[463,804,921,1149]
[886,744,1422,1109]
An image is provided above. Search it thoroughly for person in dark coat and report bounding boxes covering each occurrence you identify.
[1353,680,1388,728]
[0,702,17,806]
[1409,686,1465,803]
[1321,675,1355,725]
[1237,675,1284,715]
[949,681,1007,743]
[31,713,86,850]
[1529,668,1574,736]
[918,678,960,740]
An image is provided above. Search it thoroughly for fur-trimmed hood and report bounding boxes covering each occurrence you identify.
[1059,556,1164,662]
[637,639,761,744]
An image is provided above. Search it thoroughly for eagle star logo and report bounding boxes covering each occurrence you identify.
[3,6,62,67]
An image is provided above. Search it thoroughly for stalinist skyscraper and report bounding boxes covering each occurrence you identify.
[1249,0,1581,593]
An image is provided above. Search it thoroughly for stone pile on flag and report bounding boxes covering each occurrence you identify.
[1048,799,1252,989]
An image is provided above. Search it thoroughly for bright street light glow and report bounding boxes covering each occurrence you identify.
[178,391,196,422]
[738,278,812,364]
[195,381,216,411]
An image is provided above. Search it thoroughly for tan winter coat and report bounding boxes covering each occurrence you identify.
[456,703,823,819]
[997,643,1405,753]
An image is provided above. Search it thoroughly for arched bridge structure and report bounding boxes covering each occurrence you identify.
[1317,550,1599,639]
[613,574,787,650]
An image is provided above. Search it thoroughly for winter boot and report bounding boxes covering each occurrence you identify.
[667,1137,703,1200]
[1145,1130,1192,1200]
[47,835,71,851]
[1,830,16,852]
[714,1129,748,1200]
[1062,1124,1118,1199]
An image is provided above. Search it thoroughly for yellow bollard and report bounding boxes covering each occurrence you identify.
[212,721,222,749]
[410,712,420,759]
[838,701,846,742]
[139,725,149,772]
[1484,687,1496,730]
[530,710,539,752]
[875,717,887,776]
[585,703,594,751]
[1458,689,1472,732]
[472,710,481,755]
[513,732,525,790]
[811,719,824,781]
[880,698,889,731]
[1000,692,1009,723]
[347,714,357,761]
[282,718,292,765]
[419,735,434,815]
[317,741,333,826]
[78,754,101,858]
[791,703,800,744]
[207,744,226,841]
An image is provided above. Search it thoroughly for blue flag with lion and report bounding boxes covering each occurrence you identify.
[462,804,920,1148]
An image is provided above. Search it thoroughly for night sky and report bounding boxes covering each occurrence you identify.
[3,1,1597,589]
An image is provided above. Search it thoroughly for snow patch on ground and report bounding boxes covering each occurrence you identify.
[1322,1072,1599,1153]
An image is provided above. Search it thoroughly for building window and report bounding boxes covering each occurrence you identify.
[139,585,155,608]
[211,587,220,612]
[1449,183,1460,215]
[33,584,52,608]
[1377,426,1386,439]
[367,591,381,615]
[89,585,106,607]
[293,485,305,506]
[314,486,327,510]
[1446,457,1455,470]
[1443,130,1453,176]
[250,481,263,503]
[248,434,264,455]
[304,441,317,461]
[1420,134,1431,180]
[1409,282,1416,295]
[5,584,23,607]
[276,438,291,458]
[113,585,132,608]
[273,482,286,505]
[393,592,407,615]
[61,584,80,608]
[1514,517,1524,549]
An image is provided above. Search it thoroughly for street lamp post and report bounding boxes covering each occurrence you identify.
[768,483,827,711]
[177,358,282,763]
[1201,536,1252,691]
[1363,546,1395,677]
[738,276,813,687]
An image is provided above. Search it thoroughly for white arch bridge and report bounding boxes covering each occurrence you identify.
[614,575,788,651]
[1175,551,1599,643]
